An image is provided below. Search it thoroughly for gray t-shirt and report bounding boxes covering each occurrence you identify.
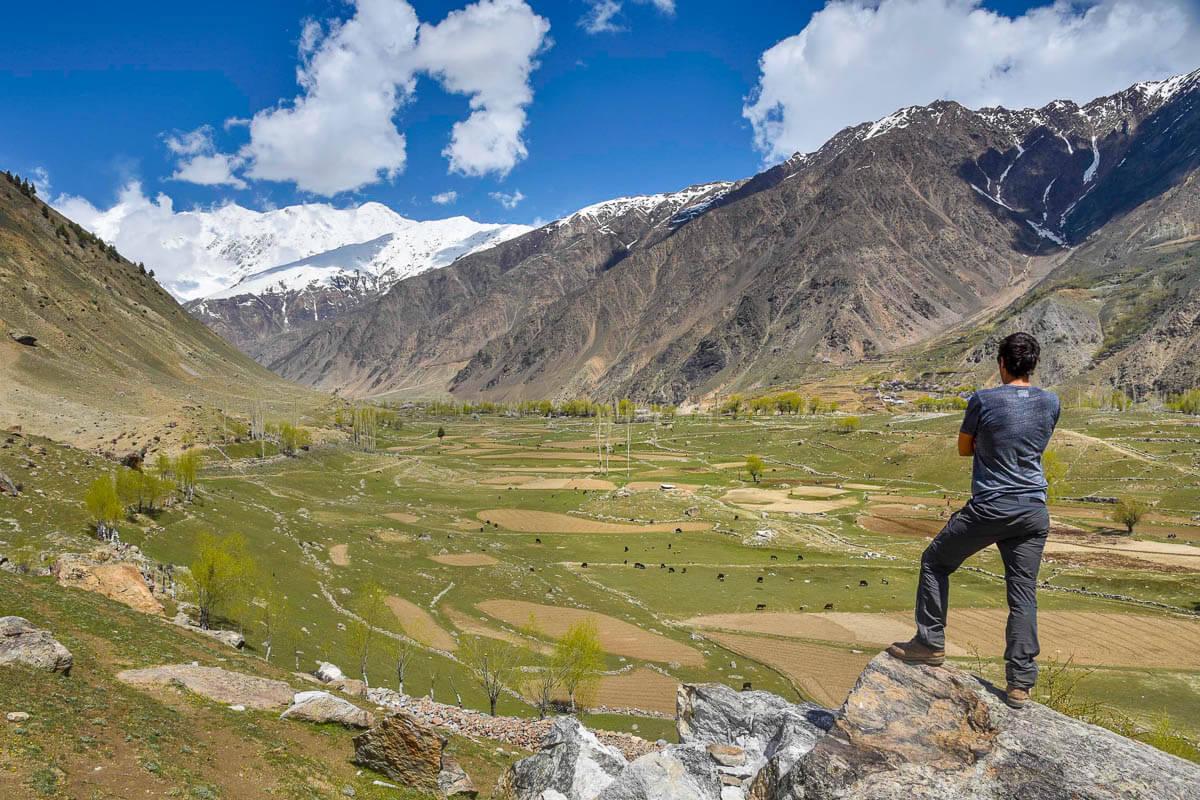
[960,384,1060,501]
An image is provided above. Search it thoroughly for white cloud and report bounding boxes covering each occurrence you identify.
[744,0,1200,162]
[52,183,234,299]
[164,126,247,189]
[580,0,675,34]
[581,0,624,33]
[489,189,525,209]
[431,190,458,204]
[220,0,548,194]
[241,0,422,195]
[416,0,550,177]
[30,167,51,197]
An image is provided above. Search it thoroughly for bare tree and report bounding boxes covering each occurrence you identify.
[396,638,416,695]
[464,637,522,716]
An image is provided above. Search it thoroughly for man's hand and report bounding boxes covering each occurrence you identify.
[958,432,975,457]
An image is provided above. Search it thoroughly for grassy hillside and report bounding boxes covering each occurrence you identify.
[0,173,317,451]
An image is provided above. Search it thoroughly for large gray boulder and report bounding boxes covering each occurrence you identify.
[677,683,833,796]
[496,716,629,800]
[281,690,375,729]
[770,653,1200,800]
[0,617,72,674]
[597,744,722,800]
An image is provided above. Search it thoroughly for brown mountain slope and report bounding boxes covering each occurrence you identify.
[265,71,1200,403]
[0,174,309,449]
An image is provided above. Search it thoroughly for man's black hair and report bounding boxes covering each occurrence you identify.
[998,332,1040,378]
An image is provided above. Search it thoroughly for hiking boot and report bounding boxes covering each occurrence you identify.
[886,638,946,666]
[1005,686,1030,709]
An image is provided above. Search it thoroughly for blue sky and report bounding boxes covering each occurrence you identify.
[2,0,1197,228]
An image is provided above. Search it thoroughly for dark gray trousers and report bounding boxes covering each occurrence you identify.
[915,494,1049,688]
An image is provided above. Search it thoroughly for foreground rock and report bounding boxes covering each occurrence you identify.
[353,712,476,797]
[117,665,293,709]
[767,653,1200,800]
[281,691,374,729]
[679,683,832,797]
[495,716,628,799]
[502,656,1200,800]
[52,552,163,615]
[0,617,72,674]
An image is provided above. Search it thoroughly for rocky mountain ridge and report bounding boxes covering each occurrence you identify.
[260,69,1200,402]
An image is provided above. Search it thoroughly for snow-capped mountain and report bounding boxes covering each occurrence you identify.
[181,202,529,361]
[198,204,529,300]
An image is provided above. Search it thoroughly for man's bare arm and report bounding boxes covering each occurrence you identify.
[958,432,975,457]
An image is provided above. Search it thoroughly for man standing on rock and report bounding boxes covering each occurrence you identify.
[888,332,1059,709]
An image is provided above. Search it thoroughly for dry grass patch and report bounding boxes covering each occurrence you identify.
[589,668,679,715]
[477,600,704,666]
[1044,540,1200,569]
[430,553,499,567]
[843,483,884,490]
[479,451,686,462]
[329,544,349,566]
[688,611,916,651]
[443,606,552,655]
[385,511,421,524]
[477,509,710,534]
[857,514,943,538]
[372,530,412,544]
[703,631,871,707]
[385,596,458,651]
[518,478,618,490]
[711,461,747,469]
[786,485,848,498]
[722,488,855,514]
[689,610,1200,669]
[481,475,538,486]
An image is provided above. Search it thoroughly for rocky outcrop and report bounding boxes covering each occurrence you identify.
[281,690,375,729]
[495,716,628,800]
[170,605,244,648]
[504,656,1200,800]
[52,553,162,615]
[116,665,293,710]
[353,712,475,797]
[0,470,18,496]
[600,744,721,800]
[770,653,1200,800]
[0,617,72,674]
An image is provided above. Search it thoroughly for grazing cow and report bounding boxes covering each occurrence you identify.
[535,538,542,544]
[859,580,869,587]
[755,603,767,611]
[681,567,688,574]
[881,578,889,585]
[624,546,629,552]
[1168,533,1178,539]
[718,573,726,581]
[742,681,753,691]
[660,563,667,569]
[756,576,764,584]
[529,567,536,572]
[634,562,647,569]
[796,554,804,561]
[667,543,672,550]
[824,602,835,610]
[668,567,676,573]
[675,527,682,534]
[624,559,628,564]
[581,562,589,568]
[770,555,778,561]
